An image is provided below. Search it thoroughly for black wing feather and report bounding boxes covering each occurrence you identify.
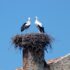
[21,23,26,32]
[38,25,45,33]
[21,23,30,32]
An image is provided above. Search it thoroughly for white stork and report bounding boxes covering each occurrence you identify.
[21,17,31,32]
[35,16,45,33]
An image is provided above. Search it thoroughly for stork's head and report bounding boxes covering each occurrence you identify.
[35,16,38,20]
[28,17,31,20]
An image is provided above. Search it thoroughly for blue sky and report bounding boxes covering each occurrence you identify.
[0,0,70,70]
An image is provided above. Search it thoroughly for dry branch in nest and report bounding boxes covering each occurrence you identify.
[12,33,52,52]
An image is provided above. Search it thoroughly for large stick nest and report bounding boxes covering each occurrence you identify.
[12,33,52,51]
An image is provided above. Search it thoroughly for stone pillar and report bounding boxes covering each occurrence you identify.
[22,48,45,70]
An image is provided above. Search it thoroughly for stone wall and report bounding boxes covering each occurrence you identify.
[48,53,70,70]
[16,53,70,70]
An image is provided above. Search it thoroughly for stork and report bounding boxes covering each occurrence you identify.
[35,16,45,33]
[21,17,31,32]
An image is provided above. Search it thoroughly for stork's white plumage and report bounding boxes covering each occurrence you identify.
[21,17,31,32]
[35,16,45,33]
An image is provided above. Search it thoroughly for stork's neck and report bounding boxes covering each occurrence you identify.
[27,19,31,25]
[35,18,42,27]
[35,18,38,23]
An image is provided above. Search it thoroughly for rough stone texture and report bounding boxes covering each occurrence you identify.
[16,53,70,70]
[48,53,70,70]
